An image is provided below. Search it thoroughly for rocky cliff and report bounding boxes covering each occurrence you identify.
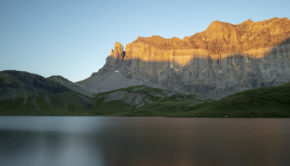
[79,17,290,98]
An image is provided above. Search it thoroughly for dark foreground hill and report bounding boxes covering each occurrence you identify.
[0,70,92,115]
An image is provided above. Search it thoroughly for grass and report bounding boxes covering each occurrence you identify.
[92,89,207,117]
[0,93,93,116]
[186,83,290,117]
[0,78,2,88]
[92,83,290,117]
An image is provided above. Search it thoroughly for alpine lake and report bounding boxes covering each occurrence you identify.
[0,116,290,166]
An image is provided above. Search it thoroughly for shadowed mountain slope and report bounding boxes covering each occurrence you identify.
[48,75,93,97]
[0,70,92,115]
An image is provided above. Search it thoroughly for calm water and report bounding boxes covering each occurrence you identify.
[0,117,290,166]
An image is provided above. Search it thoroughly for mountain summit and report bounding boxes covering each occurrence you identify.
[79,17,290,98]
[121,17,289,65]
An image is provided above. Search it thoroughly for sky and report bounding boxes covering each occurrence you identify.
[0,0,289,82]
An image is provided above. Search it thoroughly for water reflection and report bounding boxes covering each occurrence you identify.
[0,117,290,166]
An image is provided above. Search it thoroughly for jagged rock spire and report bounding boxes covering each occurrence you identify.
[111,42,124,59]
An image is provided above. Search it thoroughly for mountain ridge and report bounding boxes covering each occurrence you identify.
[79,17,290,98]
[122,17,289,65]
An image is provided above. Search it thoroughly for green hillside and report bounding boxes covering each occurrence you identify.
[0,70,92,115]
[92,85,208,116]
[186,83,290,117]
[93,84,290,117]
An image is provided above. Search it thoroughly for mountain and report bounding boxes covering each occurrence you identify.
[78,17,290,99]
[1,17,290,117]
[0,70,92,115]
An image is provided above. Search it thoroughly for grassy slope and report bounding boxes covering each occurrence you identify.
[92,86,211,116]
[185,83,290,117]
[0,71,93,115]
[0,93,93,116]
[92,86,165,115]
[93,83,290,117]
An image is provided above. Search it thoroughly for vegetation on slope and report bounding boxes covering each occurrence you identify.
[0,70,93,115]
[187,83,290,117]
[92,85,211,116]
[0,78,2,88]
[93,86,169,115]
[92,84,290,117]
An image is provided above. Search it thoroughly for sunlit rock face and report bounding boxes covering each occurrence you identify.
[80,17,290,98]
[110,42,124,59]
[123,17,290,64]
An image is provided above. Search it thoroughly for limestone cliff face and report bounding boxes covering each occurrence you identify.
[122,17,290,65]
[81,17,290,98]
[110,42,124,59]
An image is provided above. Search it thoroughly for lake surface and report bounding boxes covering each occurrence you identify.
[0,117,290,166]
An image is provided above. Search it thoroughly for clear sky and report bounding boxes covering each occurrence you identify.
[0,0,289,82]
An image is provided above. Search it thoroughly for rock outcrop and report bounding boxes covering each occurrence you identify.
[110,42,125,59]
[79,17,290,98]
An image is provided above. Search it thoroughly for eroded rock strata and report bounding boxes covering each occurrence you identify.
[79,17,290,98]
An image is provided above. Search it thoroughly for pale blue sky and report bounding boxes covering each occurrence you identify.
[0,0,289,82]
